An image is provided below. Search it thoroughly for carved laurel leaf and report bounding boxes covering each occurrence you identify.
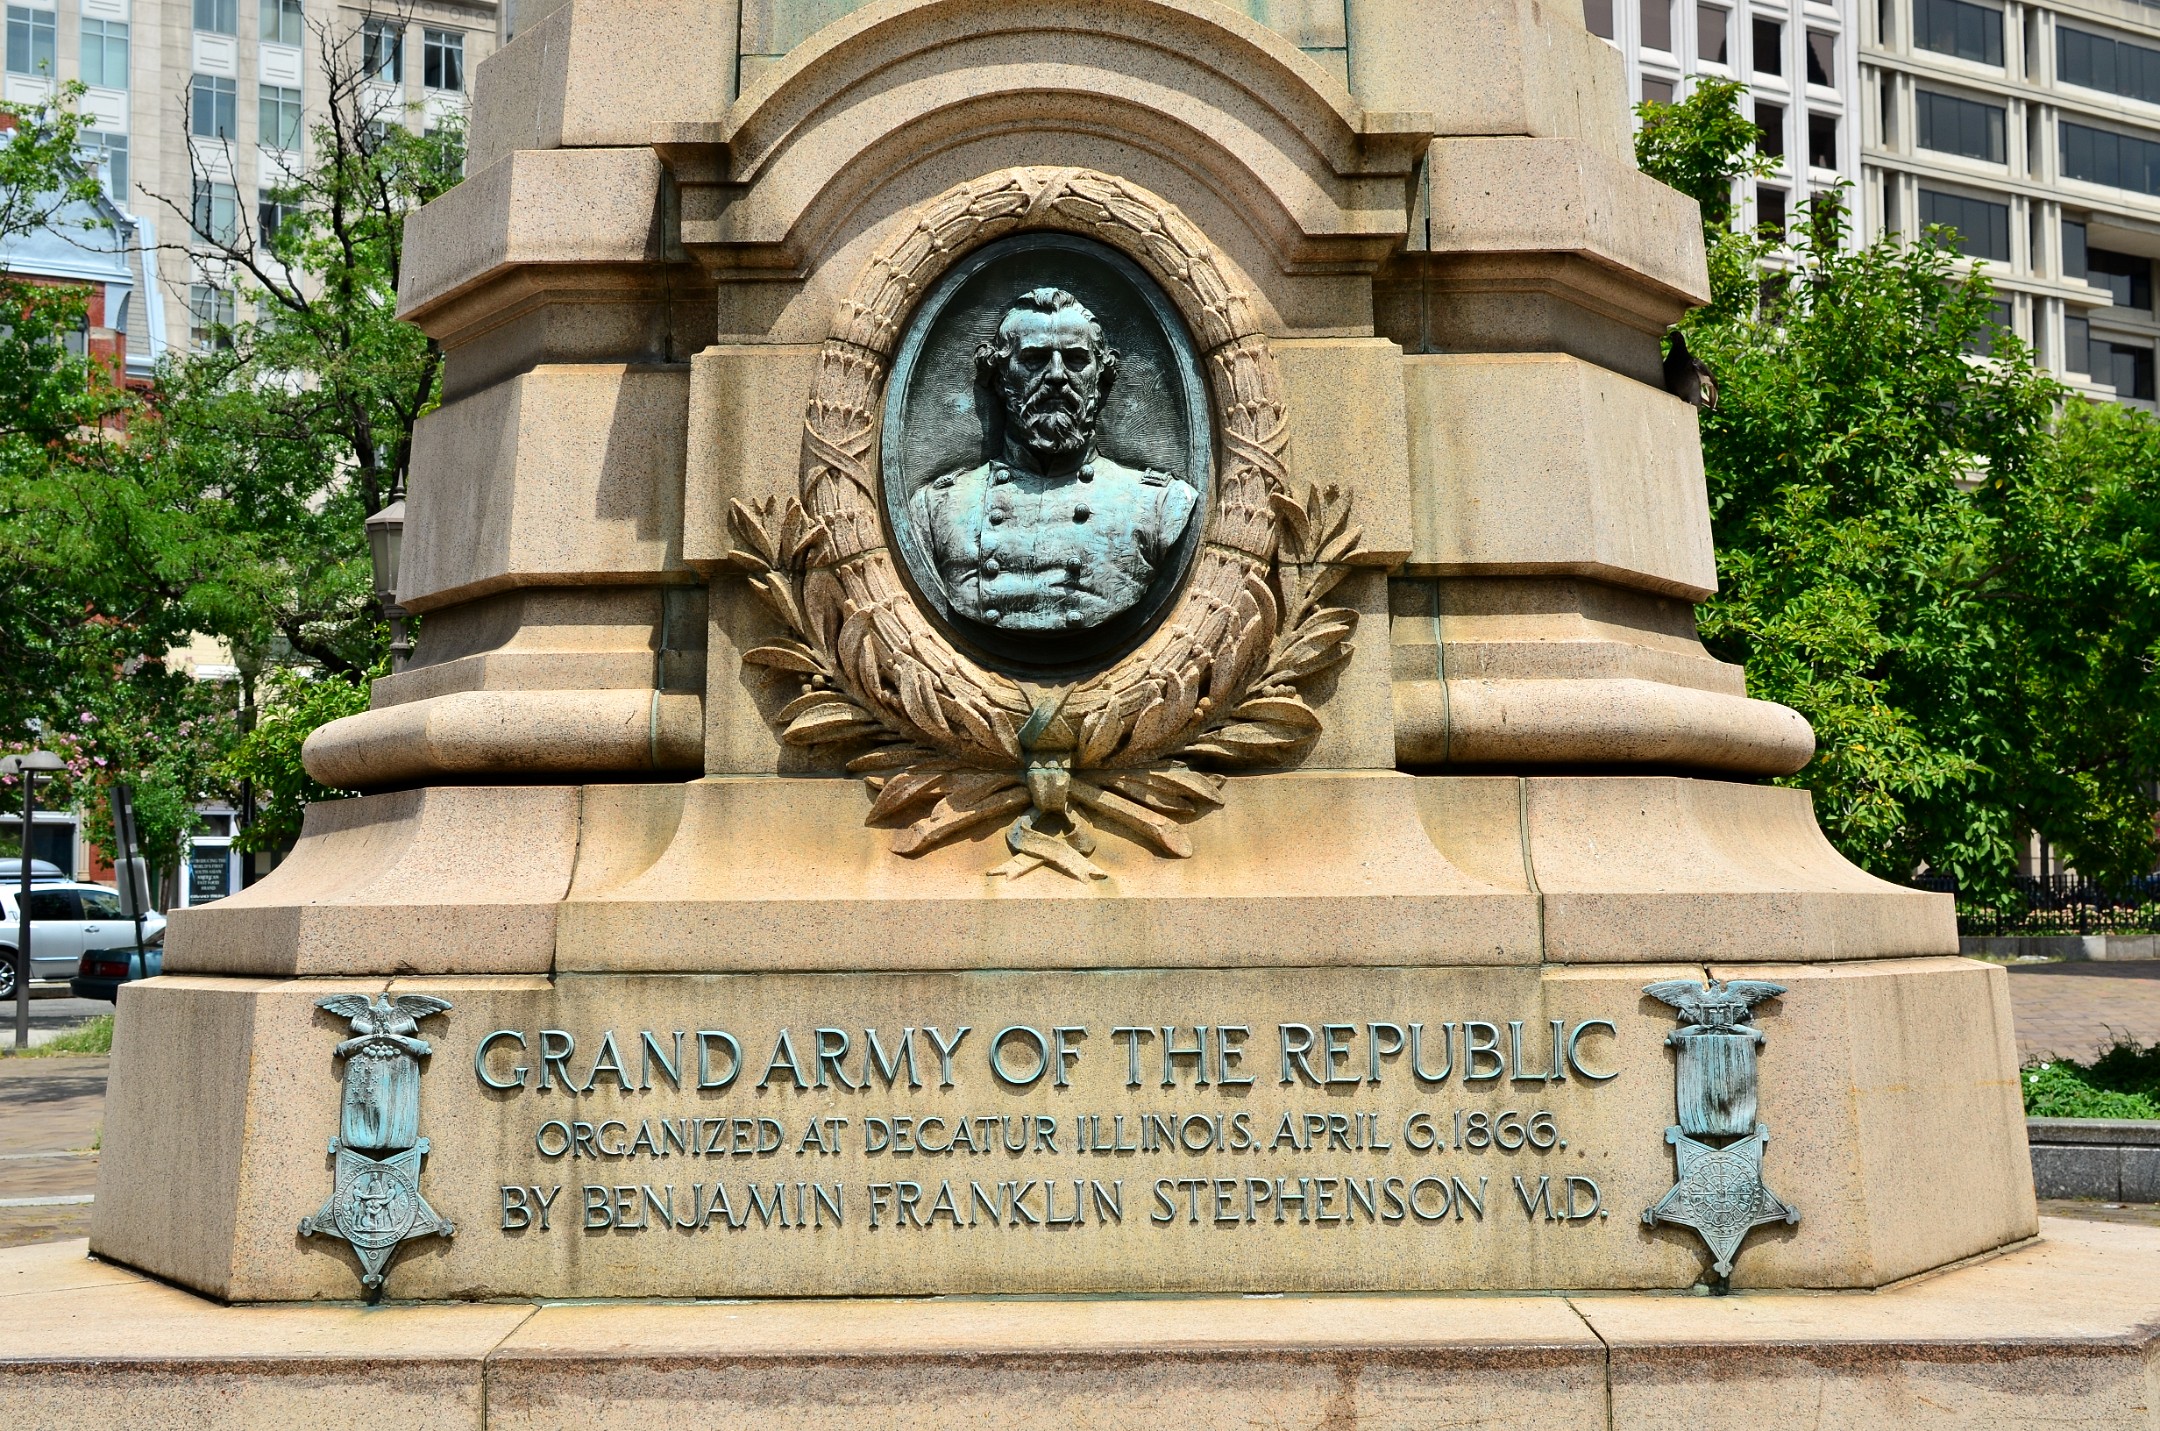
[1184,716,1321,763]
[1230,694,1321,730]
[1070,781,1194,858]
[784,702,885,746]
[742,644,821,674]
[891,781,1031,856]
[865,761,964,824]
[1093,766,1226,815]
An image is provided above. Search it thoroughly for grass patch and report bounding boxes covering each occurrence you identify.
[2023,1037,2160,1119]
[0,1014,115,1058]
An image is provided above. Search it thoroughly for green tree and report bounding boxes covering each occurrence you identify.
[222,664,373,852]
[1639,82,2158,892]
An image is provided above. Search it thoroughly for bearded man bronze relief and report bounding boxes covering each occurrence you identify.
[884,234,1213,669]
[908,288,1198,637]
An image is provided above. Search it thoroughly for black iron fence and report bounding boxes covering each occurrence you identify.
[1914,873,2160,937]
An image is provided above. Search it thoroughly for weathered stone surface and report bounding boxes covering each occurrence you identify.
[161,776,1951,982]
[1530,780,1957,963]
[1418,137,1711,305]
[1402,353,1715,598]
[22,1219,2160,1427]
[401,365,691,612]
[1343,0,1630,158]
[162,788,581,977]
[300,688,703,791]
[466,0,742,173]
[90,957,2026,1302]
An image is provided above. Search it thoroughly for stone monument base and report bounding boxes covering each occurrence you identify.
[11,1218,2160,1428]
[90,953,2029,1302]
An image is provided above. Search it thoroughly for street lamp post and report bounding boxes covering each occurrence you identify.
[366,495,411,671]
[3,751,66,1052]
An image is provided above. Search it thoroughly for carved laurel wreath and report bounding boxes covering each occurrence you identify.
[729,167,1363,881]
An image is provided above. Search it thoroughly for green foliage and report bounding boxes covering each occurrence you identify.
[1636,78,1777,231]
[1641,80,2160,894]
[224,665,373,851]
[10,1014,116,1058]
[0,37,466,874]
[2022,1039,2160,1119]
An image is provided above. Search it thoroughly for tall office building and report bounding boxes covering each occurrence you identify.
[1587,0,1866,234]
[1864,0,2160,404]
[1,0,498,354]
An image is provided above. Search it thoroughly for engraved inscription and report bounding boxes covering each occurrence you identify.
[474,1016,1624,1241]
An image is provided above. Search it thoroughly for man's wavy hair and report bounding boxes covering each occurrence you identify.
[975,287,1120,396]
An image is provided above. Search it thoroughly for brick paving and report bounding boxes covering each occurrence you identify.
[2002,959,2160,1064]
[0,1055,102,1249]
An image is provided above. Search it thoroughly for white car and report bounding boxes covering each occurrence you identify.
[0,883,166,998]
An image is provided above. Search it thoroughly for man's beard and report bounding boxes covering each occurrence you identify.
[1013,383,1094,457]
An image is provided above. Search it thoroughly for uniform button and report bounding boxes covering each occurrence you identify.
[1073,505,1091,522]
[1080,463,1095,482]
[983,557,1001,576]
[993,469,1013,485]
[984,608,1001,622]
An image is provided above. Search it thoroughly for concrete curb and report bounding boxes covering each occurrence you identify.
[2029,1117,2160,1200]
[1966,934,2159,961]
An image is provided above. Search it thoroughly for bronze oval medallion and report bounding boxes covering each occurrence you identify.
[881,233,1214,673]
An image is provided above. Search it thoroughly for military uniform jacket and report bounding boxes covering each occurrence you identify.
[908,450,1198,633]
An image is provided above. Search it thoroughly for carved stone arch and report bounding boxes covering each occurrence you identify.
[663,0,1421,288]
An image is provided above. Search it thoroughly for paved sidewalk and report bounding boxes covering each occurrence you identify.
[2002,959,2160,1063]
[0,1055,103,1248]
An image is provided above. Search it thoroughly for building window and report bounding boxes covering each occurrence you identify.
[190,74,237,139]
[1699,6,1729,64]
[2097,340,2156,398]
[189,284,234,350]
[260,84,301,150]
[1583,0,1614,39]
[2058,26,2160,108]
[260,0,301,45]
[80,18,127,88]
[2085,246,2154,310]
[1919,186,2011,260]
[1758,185,1788,233]
[258,195,293,242]
[1753,16,1782,73]
[2061,121,2160,198]
[1806,29,1835,86]
[362,18,403,82]
[1807,113,1838,168]
[80,129,126,198]
[2065,218,2088,275]
[2066,313,2091,372]
[1966,298,2014,356]
[1642,0,1674,51]
[1756,101,1785,158]
[1642,76,1675,103]
[422,28,462,90]
[1914,0,2003,67]
[193,0,236,36]
[5,7,54,76]
[190,177,240,244]
[1915,89,2006,161]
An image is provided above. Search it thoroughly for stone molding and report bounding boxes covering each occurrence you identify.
[653,0,1425,282]
[16,1220,2160,1425]
[163,774,1949,978]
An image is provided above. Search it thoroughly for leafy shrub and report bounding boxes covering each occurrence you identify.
[2022,1038,2160,1118]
